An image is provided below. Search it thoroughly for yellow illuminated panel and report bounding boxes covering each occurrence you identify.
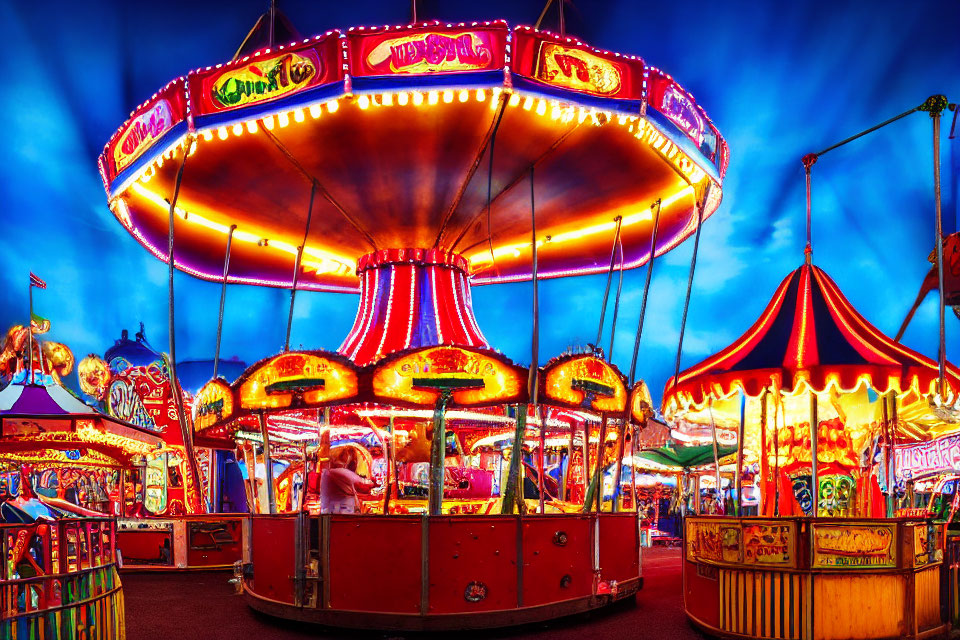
[210,53,316,109]
[630,381,654,424]
[372,346,524,406]
[536,43,622,96]
[192,380,234,432]
[239,353,358,409]
[542,356,626,412]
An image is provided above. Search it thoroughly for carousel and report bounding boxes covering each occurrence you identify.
[97,13,727,632]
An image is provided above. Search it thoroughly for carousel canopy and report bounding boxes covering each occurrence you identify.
[663,262,960,447]
[99,20,727,291]
[665,262,960,408]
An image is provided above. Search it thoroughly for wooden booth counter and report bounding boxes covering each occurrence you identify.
[683,516,947,640]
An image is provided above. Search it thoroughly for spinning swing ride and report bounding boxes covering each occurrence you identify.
[96,6,728,631]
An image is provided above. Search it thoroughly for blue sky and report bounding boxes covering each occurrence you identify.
[1,0,957,403]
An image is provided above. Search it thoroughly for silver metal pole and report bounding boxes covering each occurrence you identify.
[285,181,317,352]
[932,110,947,398]
[213,225,236,380]
[628,199,662,384]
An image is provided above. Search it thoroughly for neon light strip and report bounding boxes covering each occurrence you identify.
[404,264,417,349]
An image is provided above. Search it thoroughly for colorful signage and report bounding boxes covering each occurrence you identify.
[541,355,626,412]
[812,523,896,568]
[895,433,960,481]
[348,25,506,77]
[114,100,173,173]
[238,352,358,410]
[105,81,187,179]
[106,364,178,438]
[647,72,706,146]
[189,35,342,116]
[192,379,234,431]
[536,43,621,95]
[372,346,525,407]
[211,53,318,109]
[511,29,643,100]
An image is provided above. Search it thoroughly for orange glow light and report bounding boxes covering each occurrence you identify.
[238,352,358,410]
[192,380,234,431]
[542,356,626,412]
[372,346,524,406]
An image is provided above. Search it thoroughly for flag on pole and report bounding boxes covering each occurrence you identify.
[29,272,46,289]
[30,312,50,335]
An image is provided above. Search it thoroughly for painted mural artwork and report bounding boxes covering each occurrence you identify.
[812,524,896,568]
[687,520,741,564]
[742,522,793,565]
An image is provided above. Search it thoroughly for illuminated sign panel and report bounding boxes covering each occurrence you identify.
[238,352,358,410]
[511,29,643,100]
[629,382,654,425]
[106,364,180,441]
[105,80,187,179]
[348,25,506,77]
[372,346,525,407]
[536,43,621,96]
[541,356,626,412]
[192,380,234,432]
[190,35,342,116]
[211,53,318,109]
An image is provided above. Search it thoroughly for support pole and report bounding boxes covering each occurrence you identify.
[608,233,625,362]
[285,181,317,352]
[810,392,818,517]
[213,225,236,380]
[708,402,722,511]
[759,390,768,516]
[537,406,546,514]
[529,167,541,513]
[930,103,947,398]
[259,412,277,514]
[612,414,627,512]
[428,390,454,516]
[502,404,528,515]
[595,216,624,351]
[628,199,662,384]
[673,188,708,389]
[584,415,608,513]
[736,392,746,516]
[164,142,202,511]
[384,416,395,515]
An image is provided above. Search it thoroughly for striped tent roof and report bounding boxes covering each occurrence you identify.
[664,262,960,410]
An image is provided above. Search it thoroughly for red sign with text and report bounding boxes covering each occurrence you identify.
[347,24,507,77]
[189,33,342,116]
[105,79,187,180]
[646,70,709,152]
[511,29,643,100]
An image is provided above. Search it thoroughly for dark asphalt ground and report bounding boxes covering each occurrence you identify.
[123,547,704,640]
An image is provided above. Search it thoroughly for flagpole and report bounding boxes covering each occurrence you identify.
[28,280,34,385]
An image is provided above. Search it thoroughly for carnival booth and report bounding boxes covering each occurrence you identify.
[76,328,249,571]
[664,259,960,640]
[97,10,729,630]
